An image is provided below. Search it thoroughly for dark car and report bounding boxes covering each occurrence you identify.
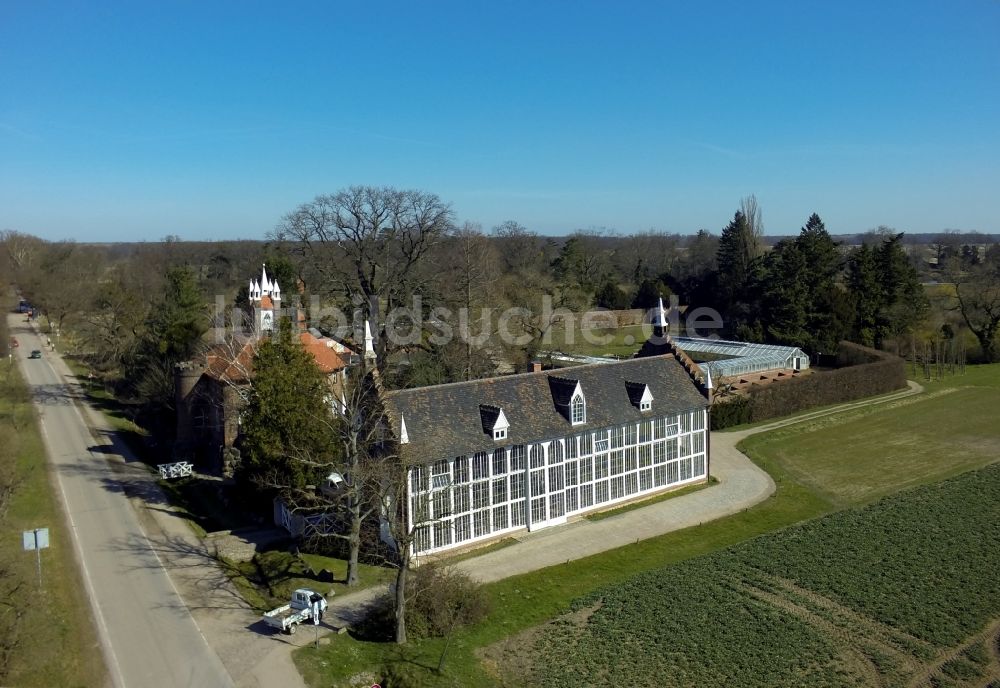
[29,350,42,359]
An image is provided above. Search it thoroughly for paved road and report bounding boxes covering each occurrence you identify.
[10,316,234,688]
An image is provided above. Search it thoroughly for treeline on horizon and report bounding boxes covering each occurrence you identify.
[2,189,998,450]
[45,230,1000,250]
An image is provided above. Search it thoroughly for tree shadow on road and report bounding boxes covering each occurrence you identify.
[104,531,252,614]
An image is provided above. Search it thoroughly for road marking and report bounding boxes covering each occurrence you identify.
[37,407,128,688]
[34,338,234,687]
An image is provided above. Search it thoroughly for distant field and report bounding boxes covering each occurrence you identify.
[0,364,106,687]
[498,463,1000,687]
[543,322,650,358]
[741,364,1000,507]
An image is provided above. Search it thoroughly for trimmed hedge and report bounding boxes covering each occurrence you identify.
[711,341,907,430]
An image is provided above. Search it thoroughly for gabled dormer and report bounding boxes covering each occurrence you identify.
[549,376,586,425]
[480,405,509,440]
[625,380,653,412]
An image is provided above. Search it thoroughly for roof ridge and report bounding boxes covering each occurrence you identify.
[384,355,660,397]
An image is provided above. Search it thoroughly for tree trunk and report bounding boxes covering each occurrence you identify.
[394,552,409,644]
[976,328,999,363]
[346,495,361,586]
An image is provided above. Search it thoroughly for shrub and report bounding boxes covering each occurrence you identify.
[357,563,491,642]
[711,341,906,430]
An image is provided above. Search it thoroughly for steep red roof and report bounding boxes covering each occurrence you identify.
[203,340,257,384]
[299,332,348,374]
[259,295,274,309]
[200,332,347,384]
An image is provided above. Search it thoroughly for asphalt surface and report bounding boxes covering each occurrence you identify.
[11,316,234,688]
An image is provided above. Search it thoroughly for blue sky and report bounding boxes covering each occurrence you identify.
[1,1,998,241]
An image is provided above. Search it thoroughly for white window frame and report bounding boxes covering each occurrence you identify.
[494,428,507,440]
[571,392,586,425]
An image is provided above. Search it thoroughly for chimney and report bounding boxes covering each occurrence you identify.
[528,361,543,373]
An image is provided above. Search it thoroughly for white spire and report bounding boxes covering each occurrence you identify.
[253,279,261,300]
[399,414,409,444]
[655,297,668,330]
[704,365,714,390]
[363,320,377,360]
[261,264,271,294]
[272,280,281,299]
[248,279,255,300]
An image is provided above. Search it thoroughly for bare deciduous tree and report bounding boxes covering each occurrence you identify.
[273,186,455,362]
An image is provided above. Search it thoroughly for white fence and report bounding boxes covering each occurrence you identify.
[157,461,194,479]
[273,500,340,538]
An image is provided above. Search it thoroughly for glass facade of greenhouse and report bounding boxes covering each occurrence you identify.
[672,336,810,379]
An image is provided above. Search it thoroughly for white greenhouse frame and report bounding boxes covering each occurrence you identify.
[672,337,810,379]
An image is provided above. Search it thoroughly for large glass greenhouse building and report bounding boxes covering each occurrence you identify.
[672,336,810,379]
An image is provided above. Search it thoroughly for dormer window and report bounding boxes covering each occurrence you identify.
[480,405,509,441]
[548,376,585,425]
[625,381,654,413]
[571,392,586,425]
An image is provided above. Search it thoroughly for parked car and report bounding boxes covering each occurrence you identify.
[29,350,42,359]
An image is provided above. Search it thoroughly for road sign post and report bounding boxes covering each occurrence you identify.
[312,599,322,649]
[22,527,49,587]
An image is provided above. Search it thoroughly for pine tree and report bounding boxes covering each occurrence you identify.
[761,240,809,347]
[847,244,880,347]
[716,207,764,337]
[240,319,336,490]
[874,233,927,345]
[795,213,848,351]
[127,266,207,413]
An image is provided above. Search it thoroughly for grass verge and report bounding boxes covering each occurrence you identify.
[0,362,107,688]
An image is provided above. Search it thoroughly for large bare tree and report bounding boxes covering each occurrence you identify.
[948,257,1000,362]
[273,186,454,362]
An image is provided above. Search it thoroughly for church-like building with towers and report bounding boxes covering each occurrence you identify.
[174,265,354,475]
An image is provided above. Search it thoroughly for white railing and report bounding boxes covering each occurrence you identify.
[274,500,340,537]
[158,461,194,479]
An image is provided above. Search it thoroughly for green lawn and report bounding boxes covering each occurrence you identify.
[740,365,1000,508]
[0,363,107,688]
[295,363,1000,687]
[224,550,396,612]
[544,322,650,358]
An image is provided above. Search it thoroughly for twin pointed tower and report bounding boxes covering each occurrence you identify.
[249,264,281,333]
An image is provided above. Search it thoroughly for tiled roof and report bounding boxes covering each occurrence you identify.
[200,332,346,384]
[299,332,348,374]
[259,295,274,309]
[383,354,708,465]
[204,340,257,384]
